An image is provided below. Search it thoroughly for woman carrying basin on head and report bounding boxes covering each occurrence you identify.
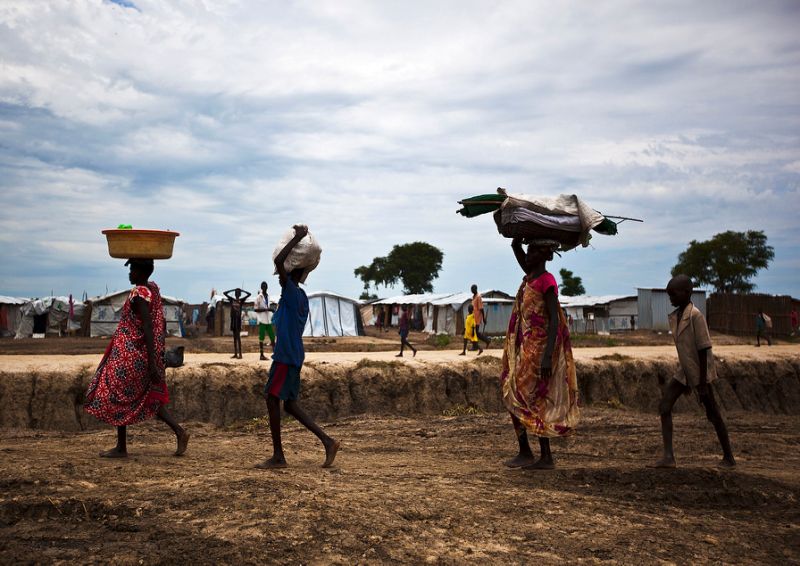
[84,258,189,458]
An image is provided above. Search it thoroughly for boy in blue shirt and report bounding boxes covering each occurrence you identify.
[256,225,340,469]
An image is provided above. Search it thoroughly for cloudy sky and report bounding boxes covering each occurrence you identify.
[1,0,798,303]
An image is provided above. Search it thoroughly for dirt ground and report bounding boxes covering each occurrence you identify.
[1,408,798,565]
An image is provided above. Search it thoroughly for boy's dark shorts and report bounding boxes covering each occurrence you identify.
[265,362,301,401]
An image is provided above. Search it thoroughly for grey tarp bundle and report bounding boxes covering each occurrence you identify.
[496,191,606,249]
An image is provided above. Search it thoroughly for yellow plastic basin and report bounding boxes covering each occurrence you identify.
[102,229,180,259]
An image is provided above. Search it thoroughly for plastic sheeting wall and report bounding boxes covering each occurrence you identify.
[304,295,361,337]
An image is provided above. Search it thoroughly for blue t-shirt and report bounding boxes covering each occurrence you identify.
[272,278,309,367]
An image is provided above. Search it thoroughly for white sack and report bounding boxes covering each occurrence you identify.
[272,227,322,284]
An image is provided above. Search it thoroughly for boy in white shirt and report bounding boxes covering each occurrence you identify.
[254,281,275,360]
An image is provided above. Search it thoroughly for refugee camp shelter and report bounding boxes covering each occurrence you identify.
[560,295,638,334]
[1,296,28,337]
[304,291,364,337]
[86,290,186,337]
[637,288,707,331]
[372,290,514,336]
[14,296,83,338]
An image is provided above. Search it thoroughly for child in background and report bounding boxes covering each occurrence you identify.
[223,287,251,359]
[652,274,735,468]
[460,305,482,355]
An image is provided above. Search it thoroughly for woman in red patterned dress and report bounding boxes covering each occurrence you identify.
[85,259,189,458]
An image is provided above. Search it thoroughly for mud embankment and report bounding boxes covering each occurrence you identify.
[1,357,799,431]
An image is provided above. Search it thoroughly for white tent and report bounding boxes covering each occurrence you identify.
[15,296,83,338]
[87,289,186,337]
[303,291,364,337]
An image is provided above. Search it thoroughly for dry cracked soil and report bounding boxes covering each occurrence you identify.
[1,408,798,565]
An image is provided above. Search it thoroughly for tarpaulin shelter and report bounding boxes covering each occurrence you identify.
[372,290,514,336]
[304,291,364,337]
[0,296,28,338]
[86,290,186,337]
[15,296,82,338]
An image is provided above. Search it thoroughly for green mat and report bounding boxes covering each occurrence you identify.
[456,194,505,217]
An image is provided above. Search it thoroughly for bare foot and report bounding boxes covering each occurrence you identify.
[323,440,341,468]
[478,348,483,356]
[522,458,555,470]
[231,354,238,359]
[649,456,677,468]
[99,447,127,458]
[259,355,267,361]
[175,431,190,456]
[395,353,403,357]
[413,350,417,357]
[459,352,466,356]
[504,454,537,468]
[255,457,287,469]
[719,456,736,468]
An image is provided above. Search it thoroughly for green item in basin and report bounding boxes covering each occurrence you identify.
[117,224,133,230]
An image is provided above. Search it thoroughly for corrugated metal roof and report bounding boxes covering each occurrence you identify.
[373,289,512,307]
[559,295,636,307]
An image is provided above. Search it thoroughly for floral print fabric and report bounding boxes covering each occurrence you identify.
[500,272,580,437]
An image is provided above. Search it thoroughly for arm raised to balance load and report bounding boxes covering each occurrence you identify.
[274,225,309,287]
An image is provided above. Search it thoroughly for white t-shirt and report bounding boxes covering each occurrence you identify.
[255,292,272,324]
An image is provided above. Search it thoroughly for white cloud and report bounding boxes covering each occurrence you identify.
[0,0,798,300]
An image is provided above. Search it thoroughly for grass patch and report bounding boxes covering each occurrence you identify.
[355,358,403,371]
[593,353,633,361]
[433,334,451,349]
[442,404,485,416]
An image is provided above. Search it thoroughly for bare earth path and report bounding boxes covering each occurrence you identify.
[1,344,798,372]
[1,409,798,564]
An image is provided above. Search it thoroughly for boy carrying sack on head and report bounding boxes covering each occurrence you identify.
[652,274,735,468]
[255,225,339,469]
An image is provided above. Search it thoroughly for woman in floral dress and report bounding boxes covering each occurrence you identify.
[500,238,580,469]
[85,259,189,458]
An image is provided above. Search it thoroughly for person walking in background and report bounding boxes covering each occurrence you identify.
[460,304,482,356]
[254,281,275,360]
[396,305,417,357]
[756,310,772,347]
[84,259,189,458]
[471,284,491,350]
[791,307,798,337]
[652,275,735,468]
[224,287,251,359]
[501,238,579,470]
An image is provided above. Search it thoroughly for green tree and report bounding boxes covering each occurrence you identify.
[355,242,444,295]
[671,230,774,293]
[559,268,585,296]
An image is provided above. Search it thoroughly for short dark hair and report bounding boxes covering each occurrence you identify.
[126,258,154,278]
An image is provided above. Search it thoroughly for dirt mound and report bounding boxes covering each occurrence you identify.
[1,357,799,431]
